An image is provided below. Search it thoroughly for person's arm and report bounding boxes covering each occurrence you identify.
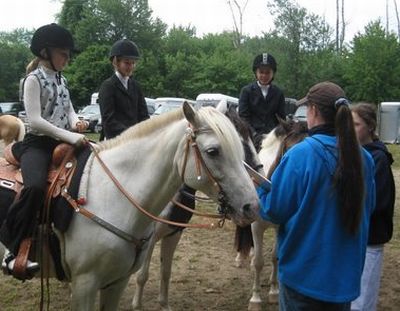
[24,75,85,145]
[136,85,150,122]
[238,86,254,131]
[257,150,303,224]
[99,79,125,138]
[276,91,286,120]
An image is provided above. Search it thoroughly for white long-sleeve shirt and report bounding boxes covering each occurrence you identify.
[23,64,84,145]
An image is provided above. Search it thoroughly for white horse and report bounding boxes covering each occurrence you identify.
[131,100,263,311]
[0,102,259,310]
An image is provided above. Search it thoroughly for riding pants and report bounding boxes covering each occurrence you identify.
[0,134,60,254]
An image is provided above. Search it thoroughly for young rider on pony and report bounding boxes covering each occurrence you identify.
[238,53,286,151]
[0,23,88,277]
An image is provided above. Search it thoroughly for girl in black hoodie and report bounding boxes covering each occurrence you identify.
[351,102,396,311]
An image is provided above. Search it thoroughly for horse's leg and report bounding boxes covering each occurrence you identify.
[234,224,253,268]
[100,276,130,311]
[248,220,267,311]
[70,274,99,311]
[132,233,158,310]
[158,230,183,311]
[267,226,279,304]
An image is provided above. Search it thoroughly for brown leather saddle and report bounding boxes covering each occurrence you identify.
[0,142,77,198]
[0,142,78,280]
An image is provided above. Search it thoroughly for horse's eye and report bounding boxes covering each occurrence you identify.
[206,147,219,157]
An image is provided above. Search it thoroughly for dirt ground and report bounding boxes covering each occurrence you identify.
[0,142,400,310]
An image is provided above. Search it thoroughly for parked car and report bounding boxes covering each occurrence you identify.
[145,97,157,115]
[77,104,101,132]
[153,97,197,116]
[196,93,238,110]
[294,105,307,121]
[0,102,24,117]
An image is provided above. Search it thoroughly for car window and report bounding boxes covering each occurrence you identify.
[294,105,307,121]
[81,104,100,114]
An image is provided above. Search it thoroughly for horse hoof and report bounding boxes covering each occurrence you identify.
[268,292,279,304]
[248,301,262,311]
[235,258,245,268]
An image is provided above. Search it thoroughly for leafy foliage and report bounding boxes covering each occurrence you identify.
[0,0,399,107]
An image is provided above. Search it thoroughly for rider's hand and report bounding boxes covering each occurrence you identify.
[76,121,89,133]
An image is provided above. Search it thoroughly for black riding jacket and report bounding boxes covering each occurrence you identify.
[239,81,285,136]
[99,74,149,139]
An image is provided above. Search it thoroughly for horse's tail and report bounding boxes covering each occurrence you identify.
[234,224,253,256]
[16,117,25,141]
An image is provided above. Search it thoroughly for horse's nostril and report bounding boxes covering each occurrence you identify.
[242,203,251,214]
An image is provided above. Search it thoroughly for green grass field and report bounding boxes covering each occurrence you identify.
[387,144,400,169]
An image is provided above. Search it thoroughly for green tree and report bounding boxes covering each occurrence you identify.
[64,44,111,107]
[344,21,400,103]
[0,29,32,101]
[266,0,336,98]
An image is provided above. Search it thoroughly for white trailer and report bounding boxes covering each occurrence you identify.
[378,102,400,144]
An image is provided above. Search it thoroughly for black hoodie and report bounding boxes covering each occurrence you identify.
[363,140,395,245]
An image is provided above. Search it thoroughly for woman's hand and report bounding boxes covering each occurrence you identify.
[76,121,89,133]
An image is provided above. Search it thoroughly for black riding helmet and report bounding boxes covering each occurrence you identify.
[30,23,76,58]
[109,39,140,61]
[252,53,277,73]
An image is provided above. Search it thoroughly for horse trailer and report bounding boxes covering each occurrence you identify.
[378,102,400,144]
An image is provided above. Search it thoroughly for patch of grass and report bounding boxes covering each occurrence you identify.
[85,132,100,142]
[386,144,400,169]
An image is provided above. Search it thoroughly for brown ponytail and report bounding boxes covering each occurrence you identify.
[334,105,364,235]
[26,57,41,74]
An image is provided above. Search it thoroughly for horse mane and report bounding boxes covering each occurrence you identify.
[224,106,251,142]
[95,106,244,162]
[96,109,184,151]
[196,107,244,163]
[266,120,308,178]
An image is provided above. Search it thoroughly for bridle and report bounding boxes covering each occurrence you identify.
[62,122,230,248]
[180,124,231,216]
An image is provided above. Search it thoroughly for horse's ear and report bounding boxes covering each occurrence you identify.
[215,99,228,113]
[183,101,197,125]
[277,114,292,132]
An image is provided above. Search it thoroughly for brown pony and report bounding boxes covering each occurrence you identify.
[0,115,25,147]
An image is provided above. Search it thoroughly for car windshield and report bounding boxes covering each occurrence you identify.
[0,103,16,112]
[81,105,99,114]
[294,105,307,121]
[154,104,181,115]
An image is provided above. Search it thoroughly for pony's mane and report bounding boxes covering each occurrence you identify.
[95,106,243,162]
[96,109,183,151]
[192,107,244,163]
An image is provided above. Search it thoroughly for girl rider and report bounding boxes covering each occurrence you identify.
[1,23,88,277]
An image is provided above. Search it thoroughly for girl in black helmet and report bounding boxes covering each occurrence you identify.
[239,53,286,151]
[0,23,88,277]
[98,39,149,140]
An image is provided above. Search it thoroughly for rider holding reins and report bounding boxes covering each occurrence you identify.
[0,23,88,277]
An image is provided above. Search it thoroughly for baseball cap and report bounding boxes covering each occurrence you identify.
[296,81,346,107]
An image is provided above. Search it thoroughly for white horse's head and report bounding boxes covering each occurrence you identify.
[177,102,259,226]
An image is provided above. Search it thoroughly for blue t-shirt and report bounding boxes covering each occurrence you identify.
[258,134,375,303]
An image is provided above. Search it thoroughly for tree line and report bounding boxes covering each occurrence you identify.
[0,0,399,108]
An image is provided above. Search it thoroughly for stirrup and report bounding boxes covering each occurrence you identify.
[2,250,40,277]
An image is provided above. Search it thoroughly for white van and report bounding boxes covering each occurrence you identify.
[153,97,197,116]
[196,93,239,110]
[91,92,99,105]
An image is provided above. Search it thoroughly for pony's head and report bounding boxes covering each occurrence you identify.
[179,102,259,226]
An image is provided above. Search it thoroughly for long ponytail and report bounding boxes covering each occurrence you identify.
[334,104,364,235]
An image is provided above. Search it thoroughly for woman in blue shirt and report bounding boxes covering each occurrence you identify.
[258,81,375,310]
